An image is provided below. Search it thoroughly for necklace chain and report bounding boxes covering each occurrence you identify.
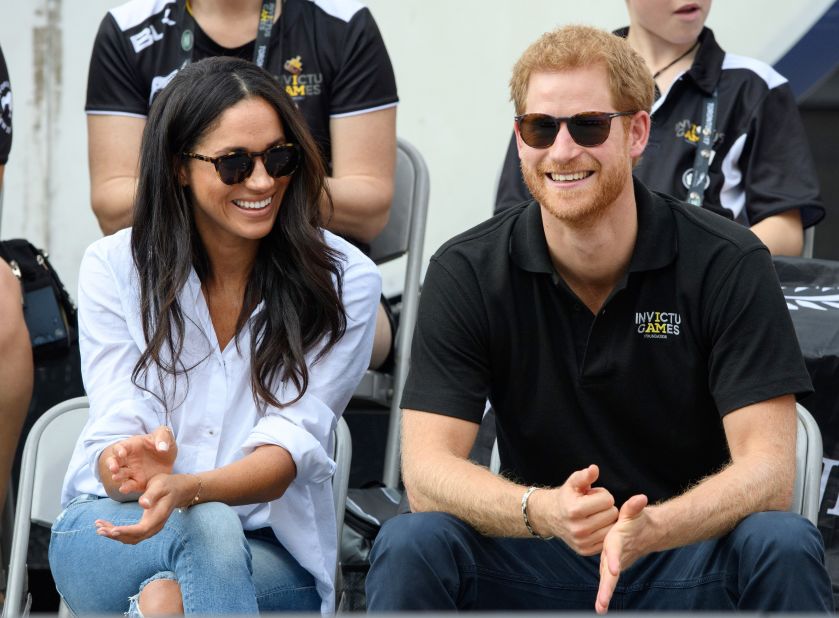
[652,40,700,79]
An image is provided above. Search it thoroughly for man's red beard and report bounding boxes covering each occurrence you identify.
[521,154,629,227]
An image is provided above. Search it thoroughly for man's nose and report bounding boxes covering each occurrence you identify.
[547,121,584,161]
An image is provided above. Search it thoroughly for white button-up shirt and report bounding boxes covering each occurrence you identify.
[61,228,381,613]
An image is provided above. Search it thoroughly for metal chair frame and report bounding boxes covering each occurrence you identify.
[350,138,430,489]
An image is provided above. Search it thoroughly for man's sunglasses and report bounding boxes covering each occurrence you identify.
[182,143,300,185]
[515,111,637,149]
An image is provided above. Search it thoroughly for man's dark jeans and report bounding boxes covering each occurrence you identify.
[366,511,833,611]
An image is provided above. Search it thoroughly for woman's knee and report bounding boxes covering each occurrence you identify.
[137,578,183,616]
[174,502,251,567]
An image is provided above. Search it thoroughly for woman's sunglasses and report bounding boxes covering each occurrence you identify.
[515,111,637,149]
[182,143,300,185]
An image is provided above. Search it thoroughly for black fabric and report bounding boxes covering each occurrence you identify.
[773,256,839,606]
[403,178,812,508]
[495,27,824,230]
[85,0,398,169]
[0,44,11,165]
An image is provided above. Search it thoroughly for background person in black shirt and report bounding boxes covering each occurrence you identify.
[495,0,823,257]
[86,0,398,368]
[365,25,832,613]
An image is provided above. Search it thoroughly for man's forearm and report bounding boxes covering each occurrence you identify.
[641,452,793,554]
[405,451,534,537]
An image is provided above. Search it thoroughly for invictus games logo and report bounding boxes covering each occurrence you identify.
[0,80,11,136]
[635,310,681,339]
[281,56,322,99]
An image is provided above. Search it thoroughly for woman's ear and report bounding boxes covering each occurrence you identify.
[178,165,188,187]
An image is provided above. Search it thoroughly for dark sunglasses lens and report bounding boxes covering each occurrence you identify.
[520,114,559,149]
[217,154,254,185]
[568,114,612,147]
[264,145,300,178]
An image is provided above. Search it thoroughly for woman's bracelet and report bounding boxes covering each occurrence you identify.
[521,486,554,540]
[187,473,202,508]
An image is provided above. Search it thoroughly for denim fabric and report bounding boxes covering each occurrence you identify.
[49,495,320,614]
[366,511,834,611]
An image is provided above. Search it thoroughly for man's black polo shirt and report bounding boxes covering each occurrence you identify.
[402,179,812,507]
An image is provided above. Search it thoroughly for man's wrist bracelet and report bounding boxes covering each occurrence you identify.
[521,486,554,540]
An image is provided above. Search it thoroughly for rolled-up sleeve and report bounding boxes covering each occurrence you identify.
[77,236,162,480]
[240,240,381,484]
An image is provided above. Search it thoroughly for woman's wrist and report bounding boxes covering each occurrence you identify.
[177,473,203,508]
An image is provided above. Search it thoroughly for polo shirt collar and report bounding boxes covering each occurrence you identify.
[628,177,677,273]
[613,26,723,95]
[510,201,554,275]
[508,178,677,276]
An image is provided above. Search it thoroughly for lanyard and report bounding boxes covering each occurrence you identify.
[686,88,718,208]
[179,0,277,69]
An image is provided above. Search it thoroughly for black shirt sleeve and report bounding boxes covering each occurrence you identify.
[705,246,813,415]
[86,13,149,116]
[494,132,532,214]
[0,45,11,165]
[741,83,824,229]
[328,7,397,116]
[400,257,490,423]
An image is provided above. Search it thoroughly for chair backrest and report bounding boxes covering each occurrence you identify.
[489,403,824,526]
[802,226,815,258]
[374,139,430,490]
[4,396,89,618]
[332,416,351,548]
[793,402,823,525]
[367,139,429,266]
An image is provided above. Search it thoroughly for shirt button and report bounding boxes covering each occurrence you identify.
[208,429,216,436]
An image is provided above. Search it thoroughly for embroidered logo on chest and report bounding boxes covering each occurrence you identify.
[635,310,681,339]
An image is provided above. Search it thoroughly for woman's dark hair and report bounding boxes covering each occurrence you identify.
[131,56,346,410]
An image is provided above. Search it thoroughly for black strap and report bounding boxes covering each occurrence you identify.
[686,88,718,207]
[180,0,277,69]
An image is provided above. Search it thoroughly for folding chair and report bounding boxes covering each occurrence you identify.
[3,396,354,616]
[351,138,430,489]
[490,402,824,525]
[3,396,87,617]
[793,402,823,525]
[802,226,815,258]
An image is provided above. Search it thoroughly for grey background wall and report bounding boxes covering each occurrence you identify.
[0,0,835,296]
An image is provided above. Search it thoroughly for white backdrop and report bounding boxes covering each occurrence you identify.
[0,0,833,297]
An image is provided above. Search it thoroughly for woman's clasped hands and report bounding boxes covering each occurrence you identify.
[96,426,201,545]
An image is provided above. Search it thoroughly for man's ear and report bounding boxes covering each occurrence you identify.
[628,111,651,160]
[513,118,526,158]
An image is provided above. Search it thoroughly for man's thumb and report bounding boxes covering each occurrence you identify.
[619,494,648,520]
[567,464,599,491]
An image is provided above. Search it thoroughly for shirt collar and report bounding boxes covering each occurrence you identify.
[613,26,723,95]
[509,177,677,276]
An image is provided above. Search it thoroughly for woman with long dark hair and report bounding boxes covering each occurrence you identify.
[48,56,380,615]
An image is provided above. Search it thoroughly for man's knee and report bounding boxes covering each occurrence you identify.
[371,511,472,568]
[731,511,824,565]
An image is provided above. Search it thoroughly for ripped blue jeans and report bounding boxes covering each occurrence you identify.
[48,495,320,615]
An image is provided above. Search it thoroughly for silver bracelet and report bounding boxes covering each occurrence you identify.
[521,486,554,540]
